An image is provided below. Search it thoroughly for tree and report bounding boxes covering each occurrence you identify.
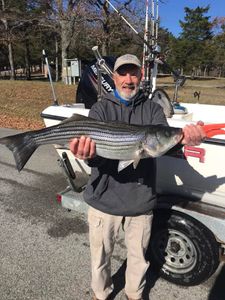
[170,5,213,75]
[0,0,17,79]
[82,0,144,56]
[66,0,145,62]
[180,6,212,41]
[211,17,225,77]
[0,0,54,79]
[0,0,177,80]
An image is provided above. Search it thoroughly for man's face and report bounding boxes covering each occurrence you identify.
[113,64,143,100]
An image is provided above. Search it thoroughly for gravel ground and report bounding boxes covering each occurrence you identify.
[0,128,224,300]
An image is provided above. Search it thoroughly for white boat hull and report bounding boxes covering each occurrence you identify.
[41,103,225,207]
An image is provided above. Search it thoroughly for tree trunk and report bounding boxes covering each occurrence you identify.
[203,66,207,77]
[102,1,110,56]
[8,41,16,80]
[24,39,31,80]
[1,0,16,80]
[55,35,59,82]
[101,41,107,56]
[60,20,73,80]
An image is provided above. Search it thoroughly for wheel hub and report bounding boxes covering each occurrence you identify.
[155,229,197,274]
[170,240,181,253]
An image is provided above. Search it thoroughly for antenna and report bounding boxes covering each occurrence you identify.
[155,0,159,44]
[142,0,149,81]
[142,0,160,95]
[151,0,155,47]
[150,0,160,94]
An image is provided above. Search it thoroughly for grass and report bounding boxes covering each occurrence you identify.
[0,77,224,130]
[157,76,225,105]
[0,80,76,129]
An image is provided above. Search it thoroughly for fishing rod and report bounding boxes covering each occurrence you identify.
[103,0,163,94]
[103,0,153,52]
[42,49,58,106]
[93,0,179,96]
[93,0,154,96]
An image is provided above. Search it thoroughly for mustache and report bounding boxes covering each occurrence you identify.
[123,84,135,89]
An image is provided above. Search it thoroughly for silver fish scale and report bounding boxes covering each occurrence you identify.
[34,123,145,145]
[32,123,143,160]
[61,121,141,136]
[72,120,140,131]
[0,114,184,171]
[96,144,139,160]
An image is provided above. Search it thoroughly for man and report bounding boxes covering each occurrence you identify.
[69,54,206,300]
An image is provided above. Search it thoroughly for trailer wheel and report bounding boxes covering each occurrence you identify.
[148,209,220,286]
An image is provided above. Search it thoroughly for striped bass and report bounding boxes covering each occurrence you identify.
[0,114,183,172]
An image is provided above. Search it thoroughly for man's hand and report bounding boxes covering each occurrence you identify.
[181,121,206,146]
[69,136,96,160]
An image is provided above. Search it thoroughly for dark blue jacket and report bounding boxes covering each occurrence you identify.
[83,90,168,216]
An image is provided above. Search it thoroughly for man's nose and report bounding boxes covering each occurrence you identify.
[124,73,132,82]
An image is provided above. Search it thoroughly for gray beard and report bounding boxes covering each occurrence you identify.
[118,86,140,101]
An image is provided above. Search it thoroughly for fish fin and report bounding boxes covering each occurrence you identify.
[0,132,37,171]
[118,160,134,172]
[132,157,141,169]
[60,113,94,125]
[142,147,155,157]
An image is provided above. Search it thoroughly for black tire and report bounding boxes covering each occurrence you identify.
[148,209,220,286]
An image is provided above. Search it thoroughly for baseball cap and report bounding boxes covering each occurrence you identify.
[113,54,141,72]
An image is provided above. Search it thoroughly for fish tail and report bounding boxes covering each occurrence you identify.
[0,132,37,171]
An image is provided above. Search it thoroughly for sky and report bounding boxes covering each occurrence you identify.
[159,0,225,36]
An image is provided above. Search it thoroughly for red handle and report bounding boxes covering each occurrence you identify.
[202,123,225,138]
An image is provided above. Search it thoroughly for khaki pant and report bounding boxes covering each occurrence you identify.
[88,206,153,300]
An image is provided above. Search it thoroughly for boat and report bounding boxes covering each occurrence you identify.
[41,100,225,287]
[40,0,225,287]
